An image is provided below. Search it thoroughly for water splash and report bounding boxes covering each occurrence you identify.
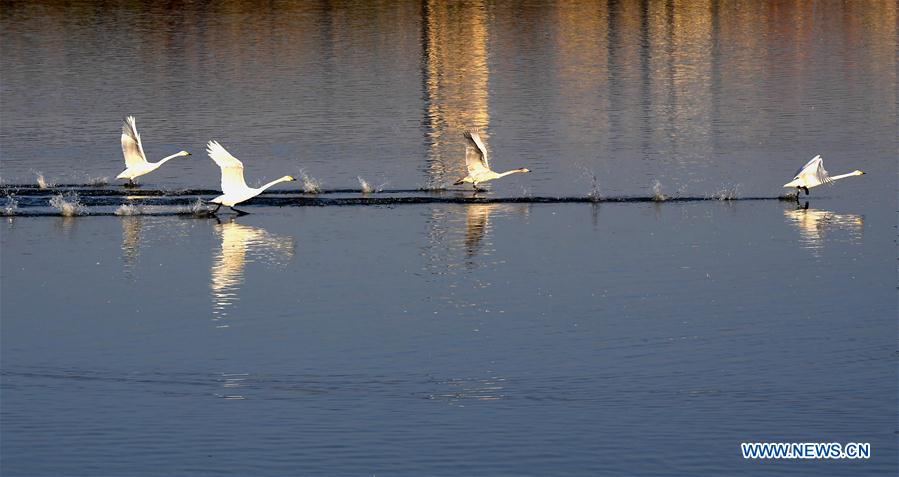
[2,196,18,216]
[587,173,601,201]
[86,176,109,187]
[49,193,85,216]
[358,176,374,194]
[574,164,601,201]
[651,180,667,202]
[419,176,447,192]
[36,172,55,189]
[709,184,740,201]
[300,170,321,194]
[115,203,144,216]
[357,176,386,194]
[184,198,212,216]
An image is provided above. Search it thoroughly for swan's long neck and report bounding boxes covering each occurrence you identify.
[495,168,528,179]
[828,171,863,182]
[257,177,293,192]
[154,152,184,167]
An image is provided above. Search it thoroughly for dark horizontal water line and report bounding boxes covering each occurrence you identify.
[3,194,795,215]
[1,186,437,197]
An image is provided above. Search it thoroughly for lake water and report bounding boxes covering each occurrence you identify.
[1,1,896,476]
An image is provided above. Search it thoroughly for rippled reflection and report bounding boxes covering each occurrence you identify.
[211,220,296,326]
[214,372,249,400]
[120,216,142,278]
[422,0,490,184]
[426,374,508,406]
[463,203,500,260]
[784,206,863,253]
[425,203,529,271]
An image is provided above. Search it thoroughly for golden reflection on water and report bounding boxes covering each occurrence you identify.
[211,220,295,326]
[422,203,529,310]
[426,203,530,265]
[783,207,863,253]
[120,216,141,277]
[422,0,490,183]
[463,203,503,260]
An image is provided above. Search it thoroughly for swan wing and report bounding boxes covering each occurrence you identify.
[792,155,822,180]
[206,140,249,194]
[794,155,831,186]
[463,129,491,175]
[813,158,832,184]
[121,116,148,168]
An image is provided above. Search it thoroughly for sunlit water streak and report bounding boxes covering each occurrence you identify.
[783,206,864,255]
[210,220,296,327]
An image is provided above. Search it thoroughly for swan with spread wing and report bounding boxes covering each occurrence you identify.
[454,129,530,191]
[116,116,190,185]
[784,155,864,198]
[206,140,296,215]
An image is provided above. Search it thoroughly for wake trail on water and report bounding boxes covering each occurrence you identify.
[1,182,798,217]
[3,193,797,216]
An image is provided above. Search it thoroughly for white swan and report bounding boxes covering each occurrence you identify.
[116,116,190,185]
[206,140,296,215]
[783,155,864,198]
[453,129,530,190]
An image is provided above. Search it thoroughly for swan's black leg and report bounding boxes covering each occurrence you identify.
[802,186,809,196]
[230,206,249,216]
[211,204,221,214]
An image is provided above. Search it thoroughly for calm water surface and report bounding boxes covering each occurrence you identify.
[1,1,896,476]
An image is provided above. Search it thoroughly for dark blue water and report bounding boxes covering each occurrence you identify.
[1,1,896,476]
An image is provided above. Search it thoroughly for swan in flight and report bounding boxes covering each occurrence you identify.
[453,129,530,190]
[206,140,296,215]
[783,155,864,198]
[116,116,190,185]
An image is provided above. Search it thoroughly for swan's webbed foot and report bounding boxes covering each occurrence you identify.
[230,206,249,216]
[124,180,139,188]
[211,204,222,215]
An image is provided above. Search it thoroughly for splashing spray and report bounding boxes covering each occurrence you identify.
[651,180,667,202]
[36,172,55,189]
[49,193,85,216]
[300,170,321,194]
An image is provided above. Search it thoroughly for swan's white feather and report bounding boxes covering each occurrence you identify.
[463,129,491,174]
[793,155,831,187]
[206,140,250,195]
[121,116,148,168]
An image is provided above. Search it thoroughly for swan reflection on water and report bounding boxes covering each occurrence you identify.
[120,215,142,277]
[211,219,295,326]
[783,205,863,253]
[425,203,530,267]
